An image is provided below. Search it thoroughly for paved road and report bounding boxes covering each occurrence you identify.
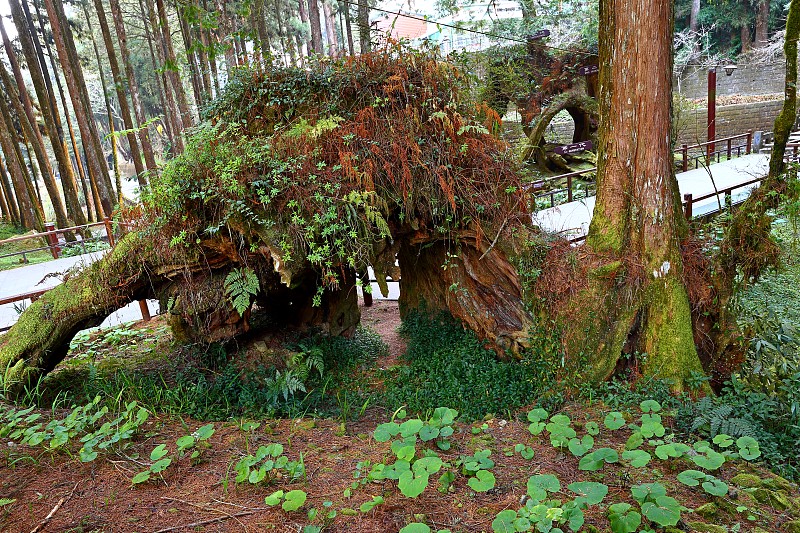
[533,153,770,239]
[0,251,158,332]
[0,253,397,333]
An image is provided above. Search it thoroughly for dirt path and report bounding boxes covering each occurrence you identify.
[359,299,406,368]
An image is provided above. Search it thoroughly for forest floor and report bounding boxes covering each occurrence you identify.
[2,221,800,533]
[0,300,799,532]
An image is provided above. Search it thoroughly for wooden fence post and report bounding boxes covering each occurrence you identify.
[683,194,693,220]
[44,222,59,259]
[138,300,151,322]
[746,131,752,154]
[103,217,115,247]
[682,144,688,172]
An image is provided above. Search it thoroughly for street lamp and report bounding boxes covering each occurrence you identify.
[708,62,737,160]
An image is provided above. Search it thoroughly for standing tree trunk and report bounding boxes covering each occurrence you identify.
[0,157,21,226]
[323,1,339,56]
[755,0,770,46]
[139,0,176,149]
[148,0,186,153]
[298,0,312,57]
[156,0,194,129]
[0,14,71,231]
[109,0,157,185]
[43,0,115,216]
[741,23,752,52]
[574,0,706,390]
[340,0,355,55]
[308,0,324,54]
[0,80,43,230]
[36,0,94,222]
[690,0,700,32]
[92,0,148,188]
[12,0,87,228]
[357,0,370,53]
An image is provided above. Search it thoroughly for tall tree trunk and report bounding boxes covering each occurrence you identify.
[43,0,115,216]
[0,156,20,226]
[323,0,339,56]
[340,0,354,55]
[139,0,176,148]
[36,0,92,222]
[308,0,324,54]
[741,23,752,52]
[82,1,120,208]
[298,0,312,57]
[755,0,770,46]
[0,14,71,231]
[177,0,206,106]
[576,0,706,390]
[148,0,186,153]
[253,0,270,61]
[109,0,157,185]
[195,0,215,94]
[357,0,370,53]
[157,0,194,129]
[767,0,800,180]
[91,0,148,190]
[0,83,42,230]
[690,0,700,32]
[12,0,87,227]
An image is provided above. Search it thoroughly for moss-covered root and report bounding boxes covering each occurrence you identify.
[0,233,151,395]
[640,275,707,392]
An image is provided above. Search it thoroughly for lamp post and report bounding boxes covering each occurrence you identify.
[707,63,738,160]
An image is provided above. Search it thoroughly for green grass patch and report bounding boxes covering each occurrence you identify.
[381,311,562,420]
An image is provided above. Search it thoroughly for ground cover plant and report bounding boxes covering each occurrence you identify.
[2,386,799,532]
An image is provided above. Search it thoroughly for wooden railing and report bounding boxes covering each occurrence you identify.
[0,218,119,262]
[677,132,753,172]
[526,167,597,208]
[530,131,756,212]
[0,219,148,333]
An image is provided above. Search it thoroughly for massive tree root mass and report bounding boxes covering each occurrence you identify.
[0,49,537,391]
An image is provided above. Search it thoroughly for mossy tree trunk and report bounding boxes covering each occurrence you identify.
[397,228,533,357]
[0,232,361,394]
[571,0,706,390]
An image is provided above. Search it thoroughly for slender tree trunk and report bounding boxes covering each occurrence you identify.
[177,1,206,107]
[340,1,354,55]
[308,0,324,54]
[109,0,157,185]
[741,24,752,52]
[148,0,186,153]
[298,0,312,57]
[0,84,42,229]
[358,0,370,53]
[43,0,115,216]
[767,0,800,180]
[690,0,700,32]
[157,0,194,129]
[37,0,92,222]
[195,0,215,94]
[253,0,270,61]
[82,1,119,208]
[323,1,339,56]
[755,0,770,46]
[13,0,86,227]
[0,157,20,226]
[0,15,71,230]
[91,0,147,189]
[139,0,176,148]
[576,0,706,390]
